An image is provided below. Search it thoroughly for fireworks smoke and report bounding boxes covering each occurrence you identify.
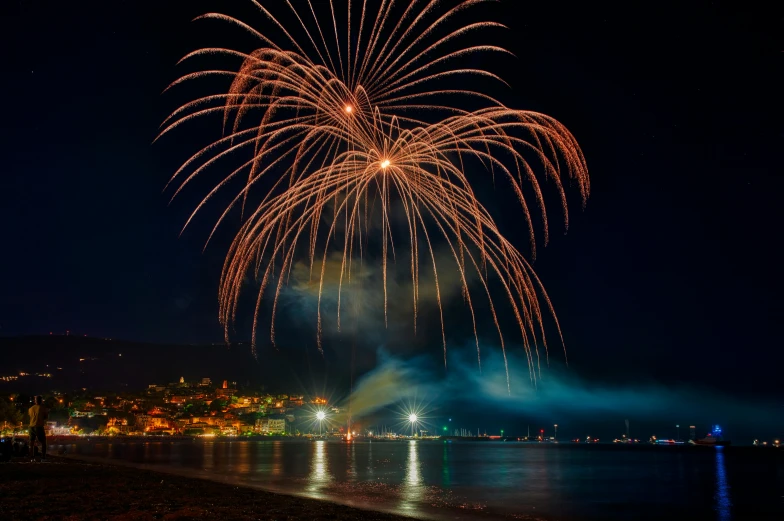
[161,0,589,387]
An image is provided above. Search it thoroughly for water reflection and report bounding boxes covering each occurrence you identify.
[367,441,374,478]
[400,441,424,513]
[203,442,214,471]
[236,441,251,474]
[346,442,357,482]
[272,441,282,477]
[714,447,732,521]
[442,442,451,487]
[308,441,332,495]
[59,439,767,521]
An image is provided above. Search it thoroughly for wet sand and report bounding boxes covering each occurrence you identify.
[0,457,416,520]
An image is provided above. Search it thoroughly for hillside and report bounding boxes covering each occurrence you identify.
[0,335,263,392]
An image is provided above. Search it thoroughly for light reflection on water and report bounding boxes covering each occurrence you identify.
[442,442,451,488]
[714,447,732,521]
[202,441,213,471]
[271,440,282,477]
[399,441,424,513]
[61,441,782,521]
[346,442,357,482]
[236,440,250,474]
[307,440,332,495]
[366,440,374,479]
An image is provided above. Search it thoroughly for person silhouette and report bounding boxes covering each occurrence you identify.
[28,396,49,462]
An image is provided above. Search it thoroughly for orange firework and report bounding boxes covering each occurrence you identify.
[160,0,589,388]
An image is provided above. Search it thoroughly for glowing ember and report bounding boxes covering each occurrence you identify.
[162,0,589,389]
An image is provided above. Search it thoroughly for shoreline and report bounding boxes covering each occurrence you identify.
[64,453,450,520]
[0,456,428,521]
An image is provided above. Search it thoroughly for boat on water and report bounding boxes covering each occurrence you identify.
[689,425,731,447]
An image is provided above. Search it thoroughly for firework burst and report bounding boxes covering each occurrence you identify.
[161,0,589,388]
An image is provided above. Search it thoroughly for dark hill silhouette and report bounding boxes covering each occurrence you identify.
[0,335,265,392]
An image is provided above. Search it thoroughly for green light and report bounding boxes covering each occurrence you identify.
[443,426,447,431]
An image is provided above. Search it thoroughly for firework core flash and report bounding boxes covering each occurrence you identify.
[162,0,589,389]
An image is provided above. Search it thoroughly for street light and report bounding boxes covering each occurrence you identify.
[316,410,326,436]
[554,424,558,441]
[408,413,418,437]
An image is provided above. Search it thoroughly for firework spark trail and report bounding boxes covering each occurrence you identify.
[161,0,589,387]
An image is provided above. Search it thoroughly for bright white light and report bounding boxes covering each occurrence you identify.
[408,413,417,423]
[316,411,326,421]
[381,159,390,169]
[344,104,353,113]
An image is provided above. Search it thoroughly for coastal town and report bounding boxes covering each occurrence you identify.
[1,374,782,448]
[0,376,339,437]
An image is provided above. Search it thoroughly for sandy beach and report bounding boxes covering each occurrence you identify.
[0,457,414,521]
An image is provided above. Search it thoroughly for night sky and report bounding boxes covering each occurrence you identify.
[2,0,782,425]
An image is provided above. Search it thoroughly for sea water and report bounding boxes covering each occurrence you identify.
[61,440,783,520]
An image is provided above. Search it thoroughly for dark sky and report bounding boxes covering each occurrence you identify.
[1,0,782,406]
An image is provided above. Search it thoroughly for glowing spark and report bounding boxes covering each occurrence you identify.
[316,411,326,421]
[162,0,589,389]
[408,414,418,423]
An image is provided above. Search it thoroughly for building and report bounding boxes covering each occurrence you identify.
[216,387,237,399]
[184,421,217,435]
[256,417,286,434]
[216,382,238,399]
[135,414,170,431]
[199,377,212,387]
[106,418,133,434]
[46,421,70,435]
[192,416,228,428]
[234,396,253,407]
[689,425,696,441]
